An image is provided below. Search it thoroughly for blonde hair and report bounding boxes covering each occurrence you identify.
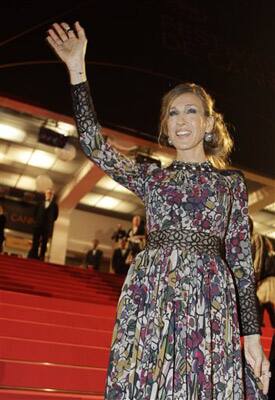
[159,83,234,168]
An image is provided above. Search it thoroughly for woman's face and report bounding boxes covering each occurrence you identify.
[167,92,213,154]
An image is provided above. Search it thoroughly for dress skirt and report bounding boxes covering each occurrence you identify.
[104,230,266,399]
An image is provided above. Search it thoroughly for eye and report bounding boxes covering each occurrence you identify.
[169,109,178,116]
[186,107,197,114]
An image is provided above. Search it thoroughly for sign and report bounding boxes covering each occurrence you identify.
[1,198,36,234]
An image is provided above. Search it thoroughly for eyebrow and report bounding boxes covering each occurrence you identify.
[170,104,198,109]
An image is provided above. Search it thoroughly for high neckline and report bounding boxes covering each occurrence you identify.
[170,159,213,171]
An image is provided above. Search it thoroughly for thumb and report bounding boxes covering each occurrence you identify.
[75,21,86,39]
[253,357,262,378]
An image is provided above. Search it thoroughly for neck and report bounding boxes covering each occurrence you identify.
[175,149,207,163]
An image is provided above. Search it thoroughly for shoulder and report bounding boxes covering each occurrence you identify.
[217,168,245,184]
[136,162,162,181]
[217,167,244,177]
[141,162,161,174]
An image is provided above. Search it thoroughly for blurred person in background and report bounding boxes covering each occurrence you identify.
[28,188,58,261]
[84,238,103,270]
[111,223,126,243]
[127,215,145,259]
[112,238,130,275]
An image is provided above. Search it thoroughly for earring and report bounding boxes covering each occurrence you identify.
[168,138,173,146]
[204,132,213,143]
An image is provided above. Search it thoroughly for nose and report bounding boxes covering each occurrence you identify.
[177,113,187,126]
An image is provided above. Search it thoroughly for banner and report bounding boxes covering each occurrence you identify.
[1,198,36,234]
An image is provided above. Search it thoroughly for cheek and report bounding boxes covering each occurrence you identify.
[167,119,175,134]
[191,117,206,132]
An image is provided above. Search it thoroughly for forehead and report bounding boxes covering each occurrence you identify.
[170,92,204,109]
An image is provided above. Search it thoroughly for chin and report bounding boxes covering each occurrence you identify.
[174,143,194,151]
[174,138,203,151]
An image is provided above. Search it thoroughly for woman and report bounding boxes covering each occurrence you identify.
[47,22,270,399]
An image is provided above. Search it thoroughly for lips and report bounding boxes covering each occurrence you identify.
[176,130,191,137]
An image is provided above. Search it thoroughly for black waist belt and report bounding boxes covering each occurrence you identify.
[146,229,222,257]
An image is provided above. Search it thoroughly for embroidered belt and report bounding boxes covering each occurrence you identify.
[146,229,222,256]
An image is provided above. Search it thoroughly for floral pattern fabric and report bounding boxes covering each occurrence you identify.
[72,82,265,399]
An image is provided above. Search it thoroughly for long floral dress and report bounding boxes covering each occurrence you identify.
[71,82,266,399]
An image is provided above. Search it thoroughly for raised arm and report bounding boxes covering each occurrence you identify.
[46,22,151,200]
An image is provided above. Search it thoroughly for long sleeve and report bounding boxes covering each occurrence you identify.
[225,171,261,336]
[71,81,151,201]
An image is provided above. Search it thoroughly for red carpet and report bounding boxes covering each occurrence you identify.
[0,254,273,399]
[0,255,123,399]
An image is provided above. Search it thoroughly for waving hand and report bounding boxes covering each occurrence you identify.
[46,21,87,84]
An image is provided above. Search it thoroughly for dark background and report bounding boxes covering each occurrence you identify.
[1,0,275,176]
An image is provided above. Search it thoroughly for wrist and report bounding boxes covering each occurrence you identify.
[68,65,87,85]
[244,333,261,342]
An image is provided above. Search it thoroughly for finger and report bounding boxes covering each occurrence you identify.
[74,21,86,39]
[67,29,76,39]
[244,350,255,369]
[260,356,271,394]
[61,22,70,31]
[46,36,61,52]
[60,22,76,39]
[261,372,271,395]
[253,358,262,378]
[52,22,69,42]
[47,29,63,46]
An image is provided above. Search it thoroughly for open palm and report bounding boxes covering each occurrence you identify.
[46,22,87,70]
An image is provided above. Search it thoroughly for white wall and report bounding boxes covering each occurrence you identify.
[67,209,132,257]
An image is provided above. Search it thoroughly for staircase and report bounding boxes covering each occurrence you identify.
[0,254,124,399]
[0,254,273,399]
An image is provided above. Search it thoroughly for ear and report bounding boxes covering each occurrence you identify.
[205,115,214,133]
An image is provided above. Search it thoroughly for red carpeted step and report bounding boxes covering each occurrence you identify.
[262,326,274,337]
[0,284,119,305]
[0,274,120,297]
[261,339,273,357]
[0,276,121,298]
[0,389,104,399]
[0,394,82,400]
[0,306,115,331]
[0,266,123,293]
[0,290,117,317]
[1,318,113,346]
[0,255,124,284]
[0,337,109,368]
[0,256,124,301]
[0,359,106,393]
